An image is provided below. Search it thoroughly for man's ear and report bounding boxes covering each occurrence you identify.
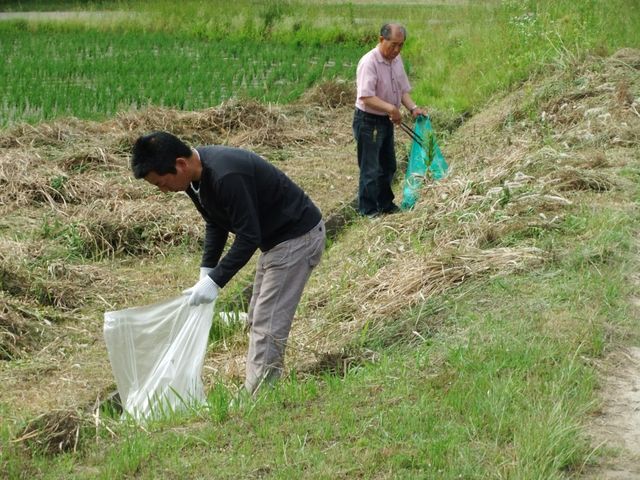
[175,156,188,172]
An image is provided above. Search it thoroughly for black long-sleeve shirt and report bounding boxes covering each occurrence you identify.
[185,146,322,288]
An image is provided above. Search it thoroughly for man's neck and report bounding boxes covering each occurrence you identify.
[376,45,393,63]
[191,148,203,182]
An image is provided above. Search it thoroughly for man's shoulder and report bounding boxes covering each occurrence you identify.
[198,146,246,179]
[198,145,238,156]
[199,145,257,164]
[359,47,381,63]
[200,146,279,180]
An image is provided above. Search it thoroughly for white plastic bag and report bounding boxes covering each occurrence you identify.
[103,295,214,422]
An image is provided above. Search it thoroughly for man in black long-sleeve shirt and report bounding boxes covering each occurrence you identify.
[131,131,325,395]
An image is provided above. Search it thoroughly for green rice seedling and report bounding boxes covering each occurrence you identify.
[0,23,362,126]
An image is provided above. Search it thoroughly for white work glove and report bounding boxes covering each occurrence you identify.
[199,267,214,280]
[184,275,219,306]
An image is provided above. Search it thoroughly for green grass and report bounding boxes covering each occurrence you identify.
[2,183,637,478]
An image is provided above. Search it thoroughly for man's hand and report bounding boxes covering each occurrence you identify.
[411,107,427,118]
[184,276,219,306]
[388,106,402,124]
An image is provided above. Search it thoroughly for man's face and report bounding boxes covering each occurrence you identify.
[378,28,405,61]
[144,164,190,193]
[144,171,188,193]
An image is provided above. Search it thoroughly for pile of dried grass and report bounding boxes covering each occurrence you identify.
[360,246,544,320]
[58,146,127,173]
[0,117,105,149]
[550,166,615,192]
[300,79,355,109]
[0,297,39,361]
[0,98,297,165]
[0,237,118,309]
[117,98,281,135]
[62,197,203,258]
[0,144,133,209]
[4,171,112,208]
[13,409,85,456]
[115,99,294,149]
[0,290,71,361]
[34,263,114,310]
[294,237,546,360]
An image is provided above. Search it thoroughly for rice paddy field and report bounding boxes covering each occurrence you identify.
[1,1,640,478]
[1,0,638,126]
[0,24,362,124]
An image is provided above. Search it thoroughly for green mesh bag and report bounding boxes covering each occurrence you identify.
[400,116,448,210]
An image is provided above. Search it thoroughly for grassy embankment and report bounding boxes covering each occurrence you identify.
[0,1,639,478]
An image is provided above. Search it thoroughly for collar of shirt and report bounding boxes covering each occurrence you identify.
[374,46,399,66]
[190,148,202,200]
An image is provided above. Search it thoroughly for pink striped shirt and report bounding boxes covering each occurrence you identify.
[355,46,412,116]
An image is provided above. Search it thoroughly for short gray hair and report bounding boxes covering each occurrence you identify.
[380,23,407,40]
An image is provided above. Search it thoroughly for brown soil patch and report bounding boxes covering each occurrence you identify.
[586,347,640,479]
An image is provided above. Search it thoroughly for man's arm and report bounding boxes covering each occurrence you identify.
[401,92,427,118]
[201,221,228,269]
[361,96,402,124]
[209,175,262,288]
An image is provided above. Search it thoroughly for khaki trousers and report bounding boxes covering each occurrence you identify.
[245,220,325,394]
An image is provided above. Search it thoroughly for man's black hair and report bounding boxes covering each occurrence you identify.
[380,23,407,41]
[130,131,192,179]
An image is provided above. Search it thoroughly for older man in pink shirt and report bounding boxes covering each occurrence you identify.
[353,23,426,217]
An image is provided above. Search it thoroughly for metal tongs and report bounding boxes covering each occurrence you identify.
[399,121,425,149]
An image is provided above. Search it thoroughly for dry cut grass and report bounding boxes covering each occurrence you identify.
[283,49,640,373]
[0,85,359,421]
[0,47,639,441]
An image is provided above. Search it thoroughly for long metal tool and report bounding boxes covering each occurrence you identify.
[399,121,425,149]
